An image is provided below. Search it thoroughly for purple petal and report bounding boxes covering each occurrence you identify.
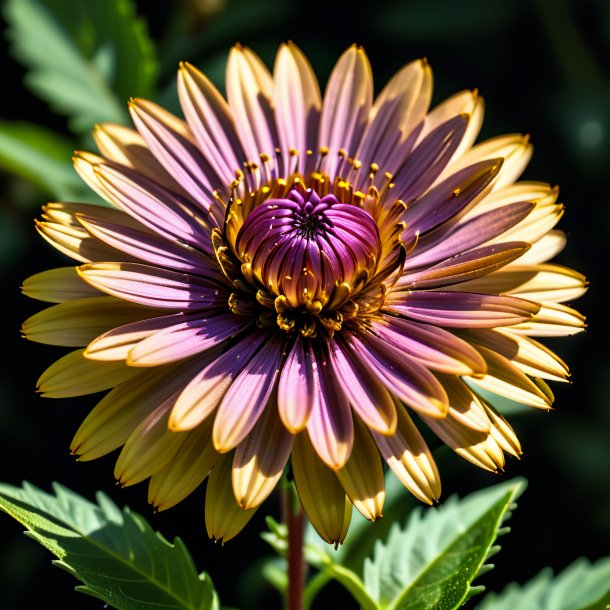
[213,334,285,451]
[386,291,540,328]
[78,262,226,309]
[306,348,354,470]
[345,331,448,419]
[328,338,397,434]
[371,315,486,375]
[277,336,317,432]
[127,314,252,366]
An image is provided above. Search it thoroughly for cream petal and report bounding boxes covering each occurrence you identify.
[273,42,321,175]
[371,399,441,504]
[436,373,491,433]
[226,45,278,173]
[318,45,372,178]
[509,302,586,337]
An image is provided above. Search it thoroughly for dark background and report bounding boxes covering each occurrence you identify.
[1,0,609,608]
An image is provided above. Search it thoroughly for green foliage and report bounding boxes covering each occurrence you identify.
[263,479,525,610]
[0,481,219,610]
[0,121,91,200]
[4,0,158,133]
[476,557,610,610]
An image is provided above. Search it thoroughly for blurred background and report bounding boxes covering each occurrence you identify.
[0,0,608,608]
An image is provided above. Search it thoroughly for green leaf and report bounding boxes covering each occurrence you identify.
[0,481,219,610]
[362,478,525,610]
[476,557,610,610]
[4,0,158,133]
[0,121,94,200]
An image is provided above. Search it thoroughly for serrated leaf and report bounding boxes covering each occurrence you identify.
[4,0,158,133]
[363,479,525,610]
[0,481,219,610]
[0,121,95,200]
[476,557,610,610]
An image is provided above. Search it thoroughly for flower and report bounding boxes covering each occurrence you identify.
[22,43,586,545]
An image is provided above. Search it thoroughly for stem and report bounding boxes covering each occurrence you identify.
[281,484,305,610]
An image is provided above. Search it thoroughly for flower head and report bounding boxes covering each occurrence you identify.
[23,43,586,544]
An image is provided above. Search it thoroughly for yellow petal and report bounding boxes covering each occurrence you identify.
[205,452,258,543]
[336,419,385,521]
[22,297,152,347]
[232,400,293,509]
[114,393,188,486]
[148,417,219,511]
[37,349,141,398]
[292,433,352,546]
[21,267,100,303]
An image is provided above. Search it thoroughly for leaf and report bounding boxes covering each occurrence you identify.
[0,481,219,610]
[362,478,525,610]
[476,557,610,610]
[0,121,94,200]
[4,0,158,133]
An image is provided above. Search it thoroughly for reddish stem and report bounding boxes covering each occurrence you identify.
[282,486,305,610]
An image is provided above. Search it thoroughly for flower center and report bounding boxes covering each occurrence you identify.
[235,188,382,314]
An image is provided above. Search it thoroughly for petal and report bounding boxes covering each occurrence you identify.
[277,336,317,433]
[422,412,505,472]
[482,402,522,458]
[129,98,220,206]
[467,345,553,409]
[22,297,155,347]
[436,373,491,433]
[515,231,566,265]
[463,328,570,382]
[22,267,101,303]
[77,212,214,272]
[205,452,258,543]
[370,399,441,504]
[71,361,198,461]
[78,262,224,309]
[93,122,189,196]
[37,349,141,398]
[336,419,385,520]
[226,45,278,170]
[372,315,486,376]
[232,398,294,509]
[509,302,585,337]
[318,45,372,178]
[90,161,214,250]
[392,114,470,203]
[170,331,267,431]
[399,242,529,290]
[404,201,534,270]
[178,61,245,185]
[346,331,449,418]
[213,334,284,452]
[292,433,352,546]
[386,291,540,328]
[328,337,397,434]
[306,349,354,470]
[401,158,503,243]
[356,58,432,179]
[273,42,321,175]
[127,314,251,367]
[148,416,219,511]
[114,393,188,486]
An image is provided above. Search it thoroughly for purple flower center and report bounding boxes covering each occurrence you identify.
[235,188,382,311]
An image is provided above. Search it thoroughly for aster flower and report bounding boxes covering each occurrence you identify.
[22,43,586,545]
